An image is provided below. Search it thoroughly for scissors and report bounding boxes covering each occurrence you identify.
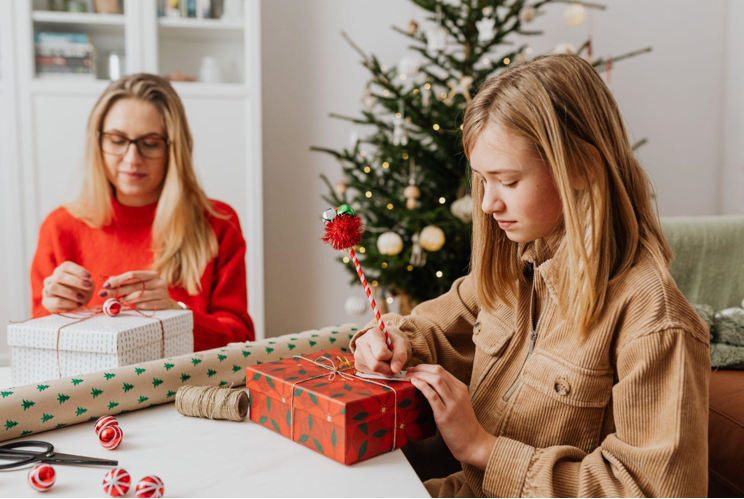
[0,441,118,470]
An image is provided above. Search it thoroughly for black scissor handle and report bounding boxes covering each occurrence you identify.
[0,441,52,470]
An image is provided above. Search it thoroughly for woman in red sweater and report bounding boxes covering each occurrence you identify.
[30,73,255,351]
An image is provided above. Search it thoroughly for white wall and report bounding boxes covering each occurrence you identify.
[260,0,736,338]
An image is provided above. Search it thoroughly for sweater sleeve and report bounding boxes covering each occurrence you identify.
[30,213,61,318]
[482,328,710,497]
[349,275,479,384]
[190,206,255,351]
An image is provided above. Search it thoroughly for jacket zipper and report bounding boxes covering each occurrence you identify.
[502,328,538,402]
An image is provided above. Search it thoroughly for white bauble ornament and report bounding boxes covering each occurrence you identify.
[345,296,367,316]
[399,55,423,77]
[564,3,586,26]
[518,6,537,23]
[348,130,359,146]
[334,180,347,196]
[514,50,529,64]
[554,42,577,54]
[392,117,408,146]
[421,85,431,106]
[426,25,448,52]
[419,225,445,252]
[450,194,473,223]
[475,17,495,43]
[362,87,376,111]
[377,231,404,256]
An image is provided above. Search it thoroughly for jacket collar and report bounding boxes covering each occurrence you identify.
[518,242,560,302]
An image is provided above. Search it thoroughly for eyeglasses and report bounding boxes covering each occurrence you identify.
[98,132,170,159]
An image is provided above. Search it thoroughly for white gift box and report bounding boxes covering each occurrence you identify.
[8,310,194,385]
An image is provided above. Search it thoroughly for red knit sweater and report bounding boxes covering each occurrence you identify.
[30,196,255,351]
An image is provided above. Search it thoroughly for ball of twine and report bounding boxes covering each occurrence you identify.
[175,384,249,422]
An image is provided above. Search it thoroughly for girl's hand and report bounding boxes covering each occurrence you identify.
[353,328,409,375]
[99,271,179,310]
[406,364,497,470]
[42,261,95,312]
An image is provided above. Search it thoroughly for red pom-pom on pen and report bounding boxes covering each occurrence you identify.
[321,205,392,351]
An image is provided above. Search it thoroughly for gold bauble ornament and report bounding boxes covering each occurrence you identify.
[450,194,473,223]
[408,19,418,35]
[419,225,445,252]
[518,6,537,23]
[334,180,347,196]
[564,3,586,26]
[404,185,421,210]
[377,231,404,256]
[554,42,577,55]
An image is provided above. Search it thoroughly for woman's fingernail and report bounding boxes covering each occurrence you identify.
[82,271,91,278]
[76,293,84,300]
[77,302,83,307]
[98,290,108,298]
[83,281,92,288]
[103,282,111,289]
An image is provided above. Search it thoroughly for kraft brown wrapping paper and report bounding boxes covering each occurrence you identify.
[0,324,358,442]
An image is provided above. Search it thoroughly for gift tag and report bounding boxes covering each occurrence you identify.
[355,370,407,382]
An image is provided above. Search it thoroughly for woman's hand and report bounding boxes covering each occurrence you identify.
[42,261,95,312]
[99,270,179,310]
[406,364,497,470]
[353,328,409,375]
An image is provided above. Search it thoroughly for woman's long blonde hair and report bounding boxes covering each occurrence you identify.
[66,73,223,295]
[463,53,673,334]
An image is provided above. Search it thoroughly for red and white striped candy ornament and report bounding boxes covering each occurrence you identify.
[321,204,392,350]
[103,468,131,497]
[135,475,165,498]
[103,297,122,316]
[95,415,119,436]
[28,463,56,492]
[99,425,123,450]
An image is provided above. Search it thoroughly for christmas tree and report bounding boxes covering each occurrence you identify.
[312,0,649,312]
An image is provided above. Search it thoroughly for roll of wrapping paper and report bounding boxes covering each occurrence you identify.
[0,324,358,442]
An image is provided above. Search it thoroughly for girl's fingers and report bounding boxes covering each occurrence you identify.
[103,283,147,300]
[43,296,80,312]
[369,329,393,362]
[409,371,455,406]
[58,261,92,280]
[407,364,459,392]
[389,332,408,374]
[104,271,159,290]
[410,377,446,414]
[56,270,92,292]
[122,290,160,304]
[47,282,85,304]
[356,341,395,376]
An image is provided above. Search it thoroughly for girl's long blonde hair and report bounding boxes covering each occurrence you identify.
[463,53,673,334]
[66,73,223,295]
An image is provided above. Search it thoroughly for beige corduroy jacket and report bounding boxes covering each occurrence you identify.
[350,245,710,497]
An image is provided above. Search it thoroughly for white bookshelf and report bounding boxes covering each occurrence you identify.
[31,10,126,25]
[0,0,265,350]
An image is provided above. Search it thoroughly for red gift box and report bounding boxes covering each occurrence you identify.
[245,349,435,465]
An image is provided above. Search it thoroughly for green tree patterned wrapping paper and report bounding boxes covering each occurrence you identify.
[0,324,358,442]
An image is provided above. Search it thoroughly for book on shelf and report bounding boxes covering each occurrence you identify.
[34,32,96,79]
[159,0,226,20]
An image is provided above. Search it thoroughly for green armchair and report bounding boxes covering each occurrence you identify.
[661,215,744,498]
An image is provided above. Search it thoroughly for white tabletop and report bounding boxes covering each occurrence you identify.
[0,367,430,497]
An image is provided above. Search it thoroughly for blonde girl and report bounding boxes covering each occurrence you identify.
[31,73,254,350]
[352,53,709,497]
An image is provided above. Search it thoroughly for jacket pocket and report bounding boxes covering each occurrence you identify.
[470,313,516,393]
[500,352,614,453]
